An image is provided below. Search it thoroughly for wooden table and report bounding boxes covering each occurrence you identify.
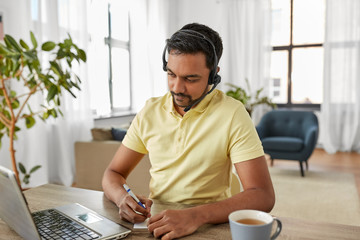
[1,184,359,239]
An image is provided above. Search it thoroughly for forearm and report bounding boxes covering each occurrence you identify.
[190,187,275,226]
[102,168,128,206]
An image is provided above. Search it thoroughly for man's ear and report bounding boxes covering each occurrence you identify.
[217,66,220,73]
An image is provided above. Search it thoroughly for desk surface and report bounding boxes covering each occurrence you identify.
[0,184,359,240]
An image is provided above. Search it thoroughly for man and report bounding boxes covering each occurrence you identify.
[102,23,275,240]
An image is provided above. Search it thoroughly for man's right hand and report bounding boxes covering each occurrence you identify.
[117,194,153,223]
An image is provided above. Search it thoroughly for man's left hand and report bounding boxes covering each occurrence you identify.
[147,208,202,240]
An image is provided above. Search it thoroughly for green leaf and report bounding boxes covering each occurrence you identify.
[19,39,30,50]
[56,49,66,59]
[43,111,49,120]
[50,109,57,118]
[0,43,11,54]
[3,37,12,49]
[4,34,22,52]
[18,162,26,174]
[29,165,41,174]
[50,61,63,76]
[77,49,87,62]
[41,41,56,51]
[23,175,30,185]
[55,96,61,106]
[23,51,37,60]
[25,115,36,128]
[9,90,16,97]
[47,85,58,102]
[30,31,38,49]
[12,61,20,74]
[11,99,20,109]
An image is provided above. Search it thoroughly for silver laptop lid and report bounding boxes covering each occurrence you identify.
[0,165,41,239]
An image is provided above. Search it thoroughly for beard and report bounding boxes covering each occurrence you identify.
[170,86,209,109]
[170,92,193,108]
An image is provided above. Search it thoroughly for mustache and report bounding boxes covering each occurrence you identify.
[170,91,191,98]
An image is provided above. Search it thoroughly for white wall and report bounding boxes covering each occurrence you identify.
[168,0,222,32]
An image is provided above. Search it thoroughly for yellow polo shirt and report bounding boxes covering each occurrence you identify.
[122,89,264,204]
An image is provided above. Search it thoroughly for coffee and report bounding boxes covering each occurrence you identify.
[229,210,282,240]
[236,218,266,225]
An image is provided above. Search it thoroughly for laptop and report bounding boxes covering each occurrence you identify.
[0,165,131,240]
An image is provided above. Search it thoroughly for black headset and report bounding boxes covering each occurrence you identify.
[162,29,221,86]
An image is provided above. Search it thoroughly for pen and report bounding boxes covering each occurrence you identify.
[123,184,146,209]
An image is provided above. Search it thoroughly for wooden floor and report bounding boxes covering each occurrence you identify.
[268,148,360,199]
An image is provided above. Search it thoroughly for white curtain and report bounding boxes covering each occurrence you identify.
[218,0,272,124]
[130,0,169,111]
[0,0,93,187]
[321,0,360,153]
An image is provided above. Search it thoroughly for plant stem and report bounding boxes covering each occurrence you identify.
[15,82,42,121]
[0,76,21,188]
[0,112,11,127]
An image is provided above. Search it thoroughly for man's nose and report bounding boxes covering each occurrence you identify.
[172,78,185,93]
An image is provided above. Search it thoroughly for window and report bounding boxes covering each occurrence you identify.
[105,2,131,112]
[270,0,325,109]
[88,0,131,116]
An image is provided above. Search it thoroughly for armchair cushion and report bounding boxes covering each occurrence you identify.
[262,137,304,151]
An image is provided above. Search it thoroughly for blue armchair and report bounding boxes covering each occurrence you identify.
[256,110,319,176]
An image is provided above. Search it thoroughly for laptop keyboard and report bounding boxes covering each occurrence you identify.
[32,209,101,240]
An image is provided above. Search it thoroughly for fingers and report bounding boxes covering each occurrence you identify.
[118,194,151,223]
[161,232,176,240]
[148,217,177,240]
[148,211,173,238]
[147,209,199,240]
[139,196,153,208]
[119,208,147,223]
[148,210,164,225]
[147,214,169,239]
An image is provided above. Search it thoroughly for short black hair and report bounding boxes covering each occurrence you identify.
[166,23,223,70]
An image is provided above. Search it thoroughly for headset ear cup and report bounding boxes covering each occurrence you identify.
[163,61,167,71]
[208,72,221,85]
[213,74,221,85]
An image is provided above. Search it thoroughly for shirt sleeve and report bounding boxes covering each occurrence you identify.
[228,107,264,164]
[122,111,149,154]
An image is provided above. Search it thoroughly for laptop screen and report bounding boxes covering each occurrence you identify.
[0,166,41,239]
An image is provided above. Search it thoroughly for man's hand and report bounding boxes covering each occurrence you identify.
[147,208,203,240]
[117,194,153,223]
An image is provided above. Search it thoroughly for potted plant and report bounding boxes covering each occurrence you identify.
[226,79,276,116]
[0,32,86,188]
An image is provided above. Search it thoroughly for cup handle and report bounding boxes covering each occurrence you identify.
[270,217,282,240]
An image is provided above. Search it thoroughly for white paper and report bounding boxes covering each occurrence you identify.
[134,218,149,229]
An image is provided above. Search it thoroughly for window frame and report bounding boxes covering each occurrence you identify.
[272,0,323,110]
[104,3,132,113]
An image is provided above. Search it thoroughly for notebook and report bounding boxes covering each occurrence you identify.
[0,165,131,240]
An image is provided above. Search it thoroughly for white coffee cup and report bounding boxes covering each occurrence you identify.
[228,209,282,240]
